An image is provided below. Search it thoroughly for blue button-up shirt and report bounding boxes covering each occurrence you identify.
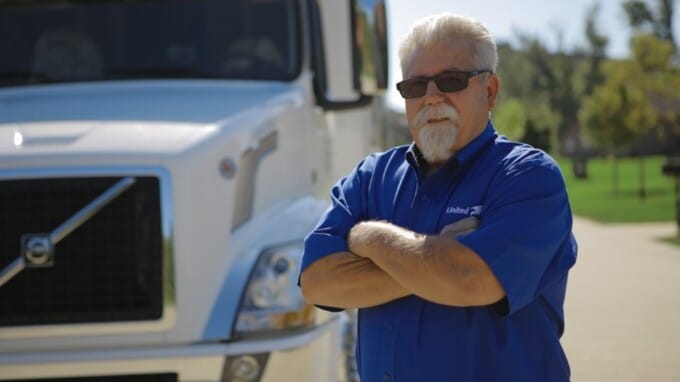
[302,122,577,382]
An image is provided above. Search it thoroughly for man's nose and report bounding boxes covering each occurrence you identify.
[424,80,444,105]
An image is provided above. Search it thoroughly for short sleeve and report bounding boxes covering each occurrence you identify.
[300,156,373,273]
[457,156,577,315]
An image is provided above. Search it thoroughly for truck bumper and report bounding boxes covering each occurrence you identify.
[0,318,340,382]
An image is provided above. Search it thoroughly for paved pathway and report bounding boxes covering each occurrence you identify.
[562,217,680,381]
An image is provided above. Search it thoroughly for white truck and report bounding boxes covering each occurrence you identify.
[0,0,388,381]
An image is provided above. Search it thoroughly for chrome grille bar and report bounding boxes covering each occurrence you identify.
[0,257,25,289]
[0,177,136,288]
[50,177,136,244]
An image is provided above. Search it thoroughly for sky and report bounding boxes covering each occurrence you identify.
[385,0,680,110]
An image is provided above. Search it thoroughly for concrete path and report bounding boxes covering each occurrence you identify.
[562,217,680,381]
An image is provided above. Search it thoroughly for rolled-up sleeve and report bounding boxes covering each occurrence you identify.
[458,160,577,315]
[301,157,373,272]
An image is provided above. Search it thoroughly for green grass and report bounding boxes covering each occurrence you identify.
[557,156,677,223]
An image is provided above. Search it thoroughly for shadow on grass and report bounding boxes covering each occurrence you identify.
[658,235,680,248]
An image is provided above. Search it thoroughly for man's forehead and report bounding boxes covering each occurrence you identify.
[402,39,474,78]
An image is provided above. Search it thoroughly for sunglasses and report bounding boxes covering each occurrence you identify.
[396,69,493,99]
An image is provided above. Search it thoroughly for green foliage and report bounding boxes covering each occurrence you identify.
[525,101,561,135]
[631,33,675,71]
[624,1,656,29]
[585,3,609,54]
[558,156,675,223]
[492,98,526,140]
[578,32,678,156]
[494,3,610,159]
[584,3,608,94]
[493,0,678,160]
[623,0,677,49]
[578,67,639,152]
[496,38,580,155]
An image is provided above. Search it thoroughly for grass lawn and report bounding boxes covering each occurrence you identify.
[557,156,677,224]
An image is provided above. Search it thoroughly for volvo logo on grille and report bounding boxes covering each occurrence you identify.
[21,234,55,268]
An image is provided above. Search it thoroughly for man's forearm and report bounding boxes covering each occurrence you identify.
[348,221,505,307]
[300,251,410,309]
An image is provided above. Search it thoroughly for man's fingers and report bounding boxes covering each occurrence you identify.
[440,216,480,237]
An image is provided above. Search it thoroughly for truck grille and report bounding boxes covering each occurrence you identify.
[0,177,163,326]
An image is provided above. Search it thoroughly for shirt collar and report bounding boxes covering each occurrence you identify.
[454,120,496,168]
[405,120,497,174]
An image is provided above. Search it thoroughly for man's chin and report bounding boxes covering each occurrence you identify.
[423,120,454,129]
[414,121,457,163]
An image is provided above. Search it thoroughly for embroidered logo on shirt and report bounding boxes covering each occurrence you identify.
[445,205,484,216]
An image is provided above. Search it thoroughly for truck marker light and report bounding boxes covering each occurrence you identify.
[14,130,23,147]
[220,157,237,179]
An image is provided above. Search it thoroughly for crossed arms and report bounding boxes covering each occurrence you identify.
[299,217,505,309]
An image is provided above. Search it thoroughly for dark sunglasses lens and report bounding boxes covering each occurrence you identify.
[398,72,473,98]
[398,79,428,98]
[436,73,467,92]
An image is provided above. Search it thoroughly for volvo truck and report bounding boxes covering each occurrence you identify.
[0,0,388,380]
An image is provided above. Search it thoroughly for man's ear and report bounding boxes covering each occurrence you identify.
[486,73,500,110]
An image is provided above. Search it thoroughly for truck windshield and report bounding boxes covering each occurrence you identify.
[0,0,300,88]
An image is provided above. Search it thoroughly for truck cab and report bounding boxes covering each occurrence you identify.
[0,1,388,381]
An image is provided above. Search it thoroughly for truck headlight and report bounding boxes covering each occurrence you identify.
[235,242,315,335]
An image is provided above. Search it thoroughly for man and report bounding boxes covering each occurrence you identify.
[300,13,577,382]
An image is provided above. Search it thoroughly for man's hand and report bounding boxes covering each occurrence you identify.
[439,216,479,238]
[348,220,421,258]
[300,250,411,308]
[343,218,504,307]
[347,221,382,258]
[347,222,372,257]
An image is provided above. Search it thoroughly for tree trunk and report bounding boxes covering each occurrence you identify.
[612,153,619,196]
[638,155,647,200]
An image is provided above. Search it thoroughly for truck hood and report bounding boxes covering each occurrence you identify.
[0,80,302,156]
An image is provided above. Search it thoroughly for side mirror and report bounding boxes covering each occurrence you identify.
[312,0,388,110]
[353,0,389,94]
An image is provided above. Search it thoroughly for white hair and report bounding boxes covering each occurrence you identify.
[399,13,498,73]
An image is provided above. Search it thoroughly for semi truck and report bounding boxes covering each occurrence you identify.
[0,0,388,380]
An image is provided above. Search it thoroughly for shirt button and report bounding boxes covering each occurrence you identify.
[384,373,392,382]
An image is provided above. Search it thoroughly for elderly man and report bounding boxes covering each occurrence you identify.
[300,13,577,382]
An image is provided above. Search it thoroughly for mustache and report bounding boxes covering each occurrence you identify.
[413,104,459,128]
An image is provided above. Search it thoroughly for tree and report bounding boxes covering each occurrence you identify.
[514,34,579,155]
[493,98,527,141]
[584,3,609,95]
[579,60,658,194]
[623,1,656,29]
[495,42,561,152]
[629,33,676,197]
[657,0,676,48]
[572,2,612,179]
[624,0,676,50]
[631,33,675,72]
